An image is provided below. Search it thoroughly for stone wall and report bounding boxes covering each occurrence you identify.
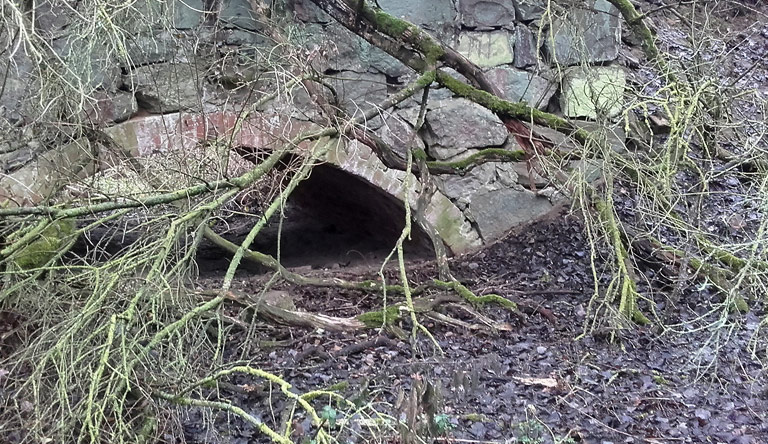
[0,0,628,253]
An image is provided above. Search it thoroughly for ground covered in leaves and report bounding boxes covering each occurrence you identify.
[187,216,767,444]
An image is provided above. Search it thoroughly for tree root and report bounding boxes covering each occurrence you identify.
[203,226,416,294]
[592,196,651,325]
[431,279,518,311]
[625,229,750,313]
[209,287,518,339]
[154,391,292,443]
[207,289,367,332]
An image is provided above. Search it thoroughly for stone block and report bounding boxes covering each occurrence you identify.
[303,23,407,76]
[172,0,205,29]
[379,0,456,27]
[124,63,203,113]
[467,187,554,240]
[0,138,95,207]
[367,46,409,78]
[124,33,178,67]
[543,0,620,65]
[513,0,545,21]
[83,91,138,125]
[425,192,482,253]
[510,161,548,188]
[291,0,332,23]
[50,37,122,91]
[436,162,499,201]
[220,0,260,31]
[0,73,27,122]
[33,0,73,38]
[303,23,368,73]
[560,66,626,119]
[460,0,516,29]
[513,25,537,68]
[133,0,168,28]
[456,31,515,68]
[569,158,604,184]
[223,29,269,46]
[573,120,627,152]
[378,113,425,160]
[484,66,555,109]
[423,98,508,160]
[328,71,389,126]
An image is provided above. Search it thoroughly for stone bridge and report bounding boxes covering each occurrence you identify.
[1,0,628,255]
[103,109,483,253]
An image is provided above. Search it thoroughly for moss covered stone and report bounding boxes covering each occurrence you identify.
[13,218,76,269]
[357,305,402,327]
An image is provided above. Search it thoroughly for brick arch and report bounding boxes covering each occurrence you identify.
[105,109,481,254]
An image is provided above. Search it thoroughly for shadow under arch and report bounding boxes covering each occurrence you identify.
[248,162,436,269]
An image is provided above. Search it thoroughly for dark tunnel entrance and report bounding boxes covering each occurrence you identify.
[245,164,436,269]
[68,164,437,274]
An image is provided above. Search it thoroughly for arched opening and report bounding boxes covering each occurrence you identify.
[247,164,436,269]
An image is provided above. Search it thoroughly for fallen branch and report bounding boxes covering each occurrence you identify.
[154,390,291,444]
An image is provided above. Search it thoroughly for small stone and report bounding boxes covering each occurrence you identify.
[536,346,547,355]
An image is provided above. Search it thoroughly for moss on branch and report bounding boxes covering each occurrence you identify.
[605,0,662,67]
[432,279,518,311]
[435,71,593,144]
[368,7,444,64]
[357,305,403,327]
[426,148,526,174]
[11,218,76,269]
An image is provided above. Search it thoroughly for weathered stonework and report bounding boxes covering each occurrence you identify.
[329,71,389,125]
[544,0,621,66]
[0,138,95,207]
[124,33,178,67]
[513,25,538,68]
[378,113,425,160]
[423,99,509,160]
[0,0,630,253]
[124,63,204,113]
[484,67,556,109]
[220,0,261,31]
[172,0,205,28]
[514,0,545,21]
[460,0,516,29]
[104,111,307,158]
[380,0,457,27]
[456,31,515,68]
[560,66,626,119]
[467,187,555,240]
[83,91,138,125]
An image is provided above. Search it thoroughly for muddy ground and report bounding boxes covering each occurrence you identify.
[174,2,768,443]
[185,215,767,444]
